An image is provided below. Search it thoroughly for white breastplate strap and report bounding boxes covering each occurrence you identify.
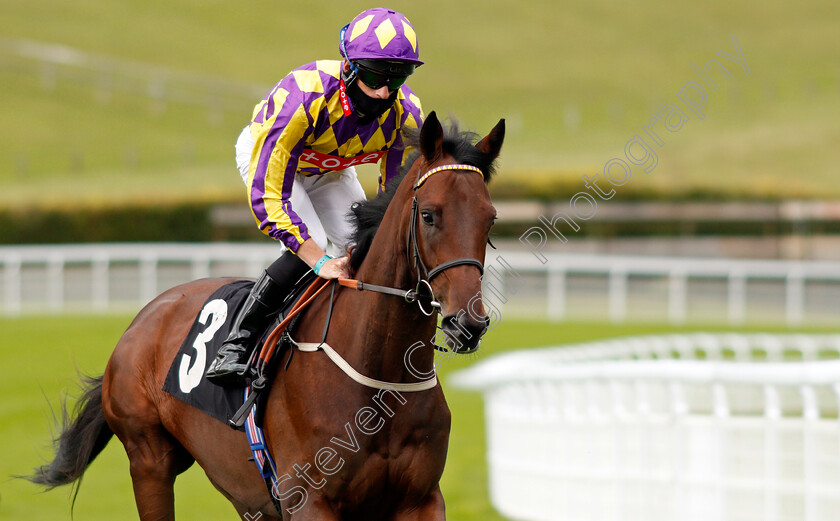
[291,340,438,392]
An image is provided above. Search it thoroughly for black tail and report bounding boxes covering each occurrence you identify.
[26,374,113,494]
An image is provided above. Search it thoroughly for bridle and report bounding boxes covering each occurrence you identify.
[231,163,490,421]
[339,163,486,316]
[407,163,485,314]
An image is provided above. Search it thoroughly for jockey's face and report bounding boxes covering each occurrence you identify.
[358,81,391,99]
[343,61,393,99]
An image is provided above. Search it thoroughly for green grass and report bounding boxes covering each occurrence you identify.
[1,314,835,520]
[2,0,839,209]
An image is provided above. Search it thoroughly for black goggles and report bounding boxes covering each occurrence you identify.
[353,61,414,91]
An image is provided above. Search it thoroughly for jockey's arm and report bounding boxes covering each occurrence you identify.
[250,95,325,255]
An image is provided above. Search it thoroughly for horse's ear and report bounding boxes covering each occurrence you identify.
[420,111,444,162]
[476,118,505,160]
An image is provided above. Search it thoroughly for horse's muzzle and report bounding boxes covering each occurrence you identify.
[440,312,490,354]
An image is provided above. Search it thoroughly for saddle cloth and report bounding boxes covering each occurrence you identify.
[162,279,254,429]
[162,273,315,429]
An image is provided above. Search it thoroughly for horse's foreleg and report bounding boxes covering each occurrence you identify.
[391,488,446,521]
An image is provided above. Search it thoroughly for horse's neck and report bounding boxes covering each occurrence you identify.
[336,186,437,379]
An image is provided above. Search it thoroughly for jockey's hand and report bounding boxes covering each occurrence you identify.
[295,239,350,279]
[316,256,351,279]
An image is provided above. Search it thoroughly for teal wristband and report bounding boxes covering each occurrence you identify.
[313,254,332,276]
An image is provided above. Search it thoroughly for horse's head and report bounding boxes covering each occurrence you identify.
[409,112,505,353]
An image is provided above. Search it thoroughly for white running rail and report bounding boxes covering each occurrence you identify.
[1,244,840,325]
[492,250,840,326]
[0,243,278,314]
[452,333,840,521]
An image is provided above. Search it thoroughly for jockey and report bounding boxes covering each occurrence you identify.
[205,8,425,386]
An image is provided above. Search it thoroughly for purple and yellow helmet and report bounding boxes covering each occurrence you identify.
[339,8,423,66]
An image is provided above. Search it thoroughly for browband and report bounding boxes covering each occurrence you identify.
[414,164,484,189]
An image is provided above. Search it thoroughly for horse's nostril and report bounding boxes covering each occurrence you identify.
[456,312,490,337]
[442,314,471,337]
[441,315,457,330]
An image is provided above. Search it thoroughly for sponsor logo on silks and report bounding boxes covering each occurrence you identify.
[339,78,352,117]
[300,149,386,171]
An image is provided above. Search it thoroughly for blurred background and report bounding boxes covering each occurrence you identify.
[1,0,838,519]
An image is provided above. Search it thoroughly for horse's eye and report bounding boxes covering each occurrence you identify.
[421,211,435,226]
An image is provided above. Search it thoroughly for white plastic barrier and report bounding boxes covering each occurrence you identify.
[0,243,279,314]
[451,334,840,521]
[3,244,840,325]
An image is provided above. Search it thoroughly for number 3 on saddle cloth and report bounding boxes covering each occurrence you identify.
[162,274,316,484]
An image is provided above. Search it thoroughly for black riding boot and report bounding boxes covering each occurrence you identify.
[205,253,309,387]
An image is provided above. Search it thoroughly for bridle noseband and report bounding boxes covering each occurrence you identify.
[406,163,486,315]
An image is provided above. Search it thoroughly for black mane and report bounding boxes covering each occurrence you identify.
[347,120,498,272]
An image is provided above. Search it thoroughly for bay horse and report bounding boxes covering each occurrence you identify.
[27,111,504,520]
